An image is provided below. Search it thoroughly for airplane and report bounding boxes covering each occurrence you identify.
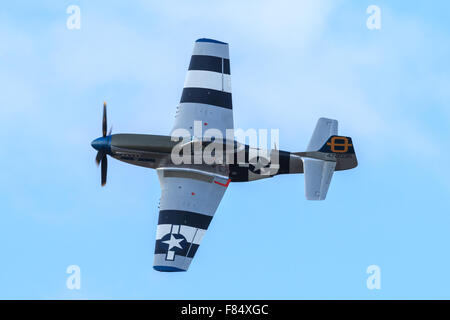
[91,38,357,272]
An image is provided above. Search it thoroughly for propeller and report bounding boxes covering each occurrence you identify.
[102,101,107,137]
[93,102,112,187]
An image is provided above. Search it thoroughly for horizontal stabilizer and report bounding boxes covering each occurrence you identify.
[307,118,338,152]
[304,159,336,200]
[301,118,353,201]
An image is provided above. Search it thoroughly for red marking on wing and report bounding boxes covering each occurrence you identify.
[214,179,231,187]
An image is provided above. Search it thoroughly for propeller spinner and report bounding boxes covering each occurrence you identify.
[91,102,112,186]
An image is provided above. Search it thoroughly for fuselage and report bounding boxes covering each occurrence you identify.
[91,133,303,182]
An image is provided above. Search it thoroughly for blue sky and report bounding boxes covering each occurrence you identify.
[1,0,449,299]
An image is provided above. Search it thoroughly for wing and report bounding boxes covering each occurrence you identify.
[172,38,234,138]
[153,167,230,272]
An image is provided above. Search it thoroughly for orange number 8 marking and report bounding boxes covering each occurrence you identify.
[326,136,353,153]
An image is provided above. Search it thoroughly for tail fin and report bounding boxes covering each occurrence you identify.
[295,118,357,200]
[318,135,357,171]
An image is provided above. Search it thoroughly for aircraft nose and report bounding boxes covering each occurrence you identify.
[91,136,111,152]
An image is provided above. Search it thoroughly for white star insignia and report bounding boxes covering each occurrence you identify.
[163,234,184,250]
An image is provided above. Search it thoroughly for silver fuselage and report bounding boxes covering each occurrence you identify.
[107,133,303,182]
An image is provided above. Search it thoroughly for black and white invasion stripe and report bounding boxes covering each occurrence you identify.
[180,38,232,110]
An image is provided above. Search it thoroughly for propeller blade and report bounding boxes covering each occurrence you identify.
[95,150,105,165]
[101,155,108,186]
[102,102,107,137]
[108,126,113,136]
